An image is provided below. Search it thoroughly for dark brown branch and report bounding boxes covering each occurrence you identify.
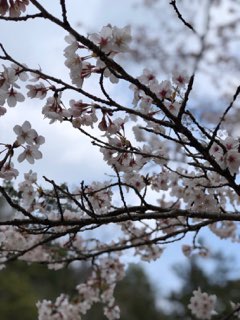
[0,205,239,229]
[113,166,132,219]
[59,0,68,25]
[46,179,64,222]
[178,74,194,119]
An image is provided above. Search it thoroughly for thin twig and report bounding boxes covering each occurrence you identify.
[0,13,43,21]
[178,74,194,119]
[169,0,197,34]
[208,85,240,151]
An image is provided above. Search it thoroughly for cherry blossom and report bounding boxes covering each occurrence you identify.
[5,87,25,107]
[18,170,37,207]
[172,70,189,88]
[89,25,113,53]
[42,95,70,123]
[17,145,43,164]
[0,66,17,90]
[13,120,37,145]
[210,137,240,175]
[112,25,131,53]
[11,63,29,81]
[150,80,172,100]
[26,82,48,99]
[225,150,240,175]
[69,99,98,128]
[89,25,131,54]
[0,162,19,180]
[188,288,217,320]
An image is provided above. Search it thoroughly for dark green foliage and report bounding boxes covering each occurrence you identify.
[0,261,84,320]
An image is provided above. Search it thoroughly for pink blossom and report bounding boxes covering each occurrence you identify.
[225,149,240,175]
[172,70,189,88]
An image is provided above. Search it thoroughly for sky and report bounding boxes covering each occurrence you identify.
[1,0,240,301]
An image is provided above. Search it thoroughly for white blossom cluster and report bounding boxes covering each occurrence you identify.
[130,68,189,117]
[188,288,217,319]
[63,25,131,87]
[18,170,38,208]
[0,64,26,111]
[0,64,45,179]
[210,136,240,175]
[37,257,124,320]
[89,25,131,83]
[0,224,51,265]
[0,122,44,180]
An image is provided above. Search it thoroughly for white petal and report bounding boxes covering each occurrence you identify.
[7,95,17,107]
[26,154,35,164]
[16,92,25,102]
[33,148,42,160]
[13,124,21,135]
[22,121,31,131]
[35,135,45,145]
[17,151,26,163]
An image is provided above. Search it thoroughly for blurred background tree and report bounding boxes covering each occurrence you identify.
[1,248,239,319]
